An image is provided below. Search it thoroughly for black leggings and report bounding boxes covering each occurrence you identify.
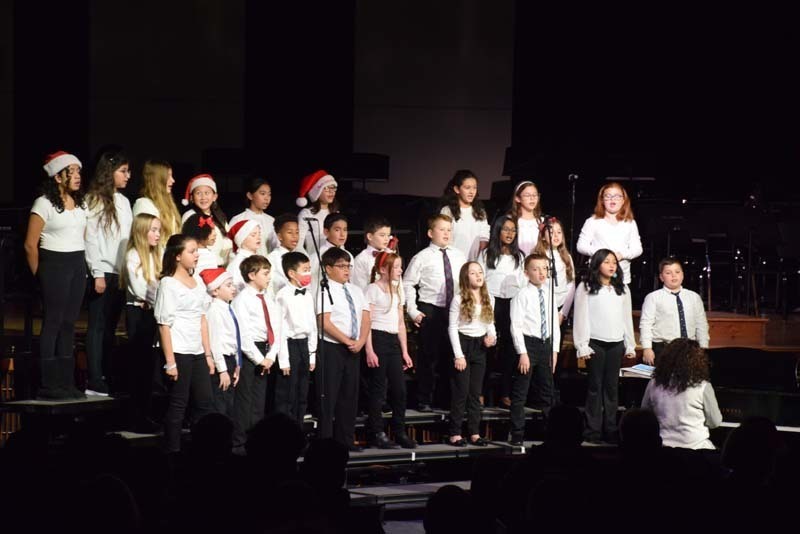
[86,272,123,389]
[38,249,86,363]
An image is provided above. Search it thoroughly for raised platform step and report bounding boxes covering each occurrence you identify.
[349,480,471,507]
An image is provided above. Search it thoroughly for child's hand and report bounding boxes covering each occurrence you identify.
[518,353,530,374]
[350,340,365,353]
[454,358,467,372]
[552,352,558,373]
[366,351,379,368]
[483,335,497,348]
[624,352,637,359]
[281,367,290,376]
[166,366,178,381]
[233,366,240,386]
[402,353,413,370]
[558,312,565,325]
[260,359,274,375]
[94,277,106,294]
[219,371,231,391]
[413,312,426,327]
[310,363,316,372]
[206,356,215,375]
[642,349,655,365]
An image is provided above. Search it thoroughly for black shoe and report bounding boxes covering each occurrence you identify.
[396,433,418,449]
[64,385,87,400]
[448,437,467,448]
[509,434,524,447]
[371,432,401,449]
[348,443,364,453]
[470,436,489,447]
[417,404,433,413]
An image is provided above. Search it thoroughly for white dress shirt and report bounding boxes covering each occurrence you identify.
[31,196,87,252]
[576,216,643,284]
[517,217,541,256]
[125,249,158,307]
[181,209,232,267]
[448,293,497,359]
[366,282,402,334]
[84,192,132,277]
[641,380,722,450]
[275,283,318,368]
[351,245,380,291]
[509,282,562,355]
[297,207,329,253]
[572,283,636,357]
[230,208,277,257]
[545,249,576,316]
[227,249,254,292]
[266,245,292,296]
[231,284,281,365]
[132,197,158,218]
[403,243,467,320]
[317,280,368,344]
[477,250,526,300]
[206,297,241,373]
[441,206,490,261]
[154,276,208,355]
[639,286,710,349]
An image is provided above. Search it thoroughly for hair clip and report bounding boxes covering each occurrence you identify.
[198,216,215,229]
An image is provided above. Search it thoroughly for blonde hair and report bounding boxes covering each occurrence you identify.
[533,218,574,282]
[141,161,181,238]
[458,262,493,323]
[121,214,163,290]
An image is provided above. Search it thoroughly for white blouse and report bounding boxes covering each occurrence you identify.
[545,249,576,316]
[154,275,208,355]
[441,206,490,261]
[517,217,541,256]
[297,207,329,254]
[448,293,497,359]
[572,283,636,357]
[125,249,159,307]
[84,192,132,276]
[31,196,87,252]
[576,216,643,285]
[477,250,526,300]
[366,282,402,334]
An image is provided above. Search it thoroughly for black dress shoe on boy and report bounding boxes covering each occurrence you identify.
[395,433,418,449]
[371,432,401,449]
[469,436,489,447]
[348,443,364,453]
[417,404,433,413]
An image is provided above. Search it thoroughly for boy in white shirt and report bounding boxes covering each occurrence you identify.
[508,253,561,446]
[640,257,710,365]
[317,247,371,451]
[274,251,317,425]
[200,268,241,418]
[402,214,466,411]
[310,213,354,296]
[231,255,281,450]
[267,213,302,296]
[351,217,394,290]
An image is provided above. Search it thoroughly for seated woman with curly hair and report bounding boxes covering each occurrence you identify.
[641,338,723,450]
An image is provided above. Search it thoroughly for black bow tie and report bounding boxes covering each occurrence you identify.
[295,288,307,295]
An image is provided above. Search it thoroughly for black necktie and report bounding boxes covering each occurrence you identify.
[295,288,306,295]
[673,292,688,338]
[441,248,454,308]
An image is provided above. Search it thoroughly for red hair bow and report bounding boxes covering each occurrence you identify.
[198,216,215,229]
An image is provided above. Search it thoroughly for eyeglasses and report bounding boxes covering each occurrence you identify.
[603,194,623,201]
[332,263,351,270]
[324,185,338,192]
[501,227,517,234]
[520,193,539,200]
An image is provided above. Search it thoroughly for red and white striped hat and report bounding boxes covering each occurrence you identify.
[199,268,232,292]
[43,151,82,177]
[182,174,217,206]
[296,169,336,208]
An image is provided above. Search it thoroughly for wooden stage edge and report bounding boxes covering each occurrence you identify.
[633,310,772,350]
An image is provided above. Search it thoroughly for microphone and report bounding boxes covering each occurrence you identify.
[568,173,579,182]
[538,215,556,232]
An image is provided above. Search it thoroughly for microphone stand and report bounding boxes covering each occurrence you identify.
[568,174,579,258]
[543,220,558,371]
[307,219,333,436]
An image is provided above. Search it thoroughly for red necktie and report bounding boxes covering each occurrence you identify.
[256,293,275,346]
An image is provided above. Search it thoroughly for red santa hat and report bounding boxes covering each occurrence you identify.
[182,174,217,206]
[43,151,82,177]
[296,170,336,208]
[227,219,261,252]
[199,268,232,292]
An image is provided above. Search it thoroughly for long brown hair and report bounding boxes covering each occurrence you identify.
[508,181,543,220]
[86,150,128,232]
[593,181,635,222]
[458,262,493,323]
[533,218,574,283]
[652,339,710,393]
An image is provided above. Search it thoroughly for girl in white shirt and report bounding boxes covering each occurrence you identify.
[296,169,339,254]
[122,213,163,431]
[131,160,181,241]
[641,339,722,450]
[533,217,576,324]
[478,215,525,407]
[573,249,637,443]
[182,212,219,277]
[84,150,133,396]
[180,174,232,266]
[365,252,417,449]
[447,262,497,447]
[154,234,214,452]
[439,169,490,260]
[229,177,276,257]
[576,182,643,285]
[24,151,87,400]
[508,180,544,256]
